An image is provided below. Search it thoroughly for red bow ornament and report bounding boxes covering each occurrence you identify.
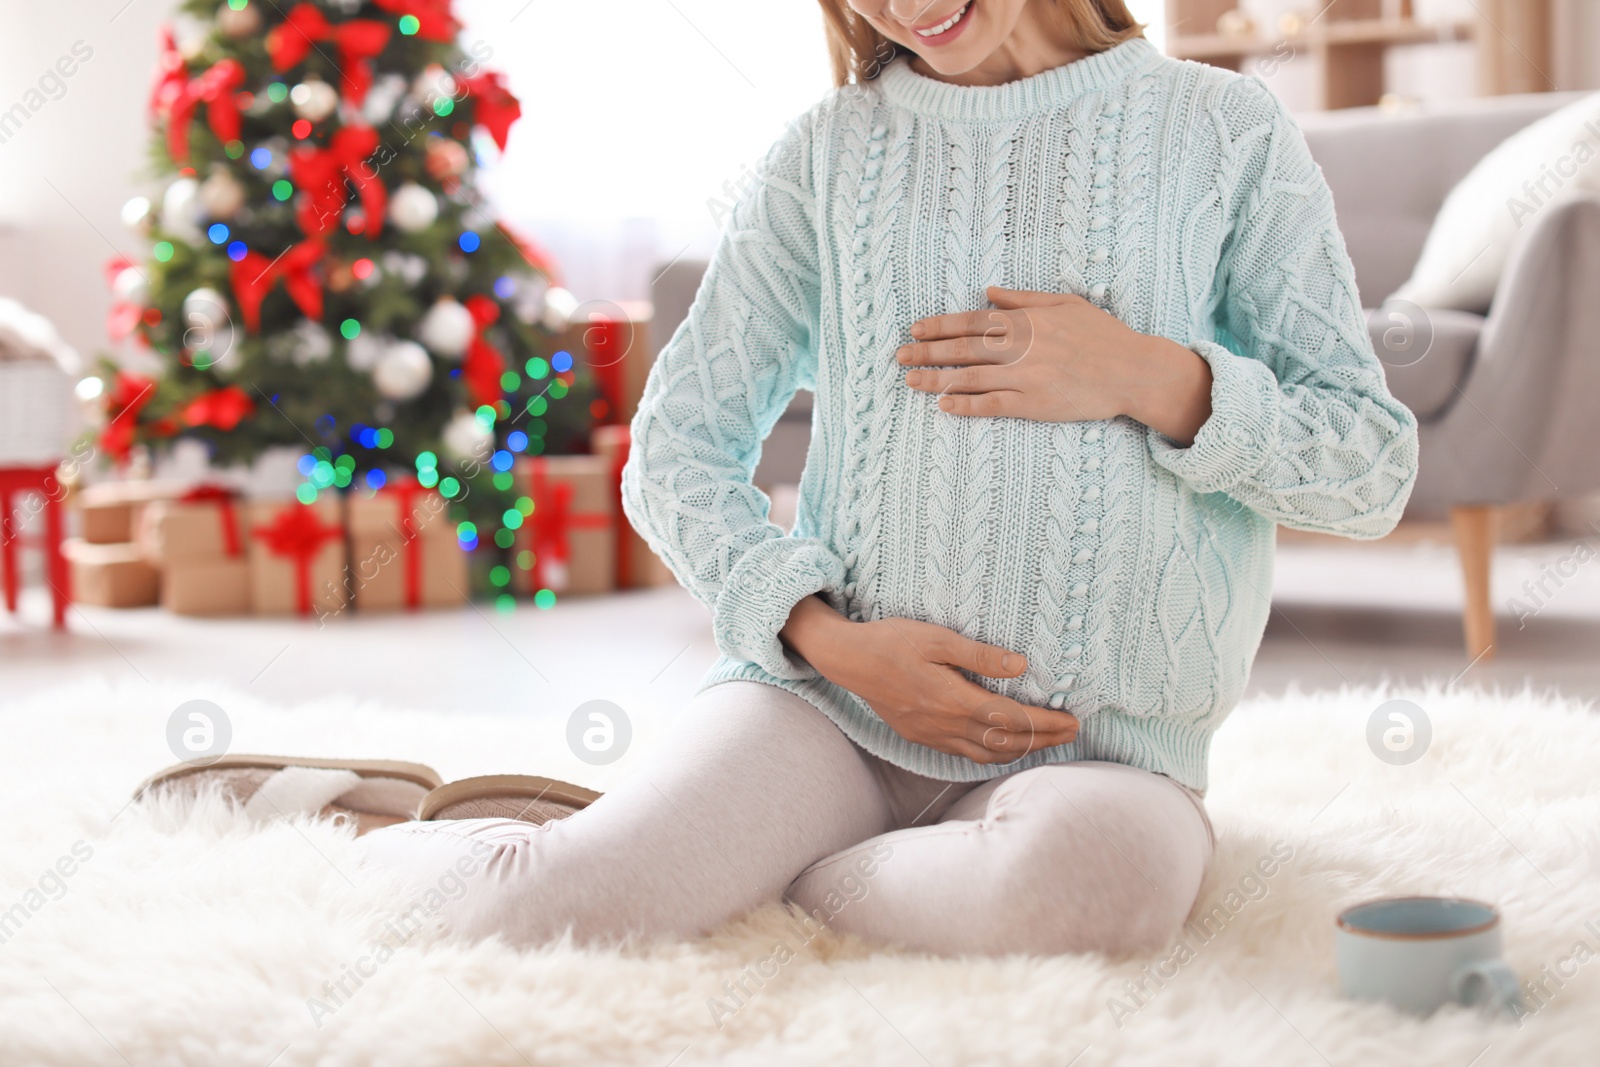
[149,27,188,124]
[102,256,143,343]
[459,71,521,152]
[266,4,391,105]
[164,58,245,165]
[461,295,507,408]
[181,386,255,432]
[288,125,386,238]
[232,239,326,332]
[99,372,156,464]
[372,0,459,42]
[252,503,344,616]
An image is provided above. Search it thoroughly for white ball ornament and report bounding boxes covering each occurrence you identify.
[290,320,333,366]
[216,2,262,38]
[120,196,153,232]
[161,177,203,241]
[541,286,579,331]
[372,340,434,401]
[199,167,246,220]
[112,267,149,306]
[362,74,407,125]
[416,298,475,359]
[441,409,493,462]
[290,79,339,123]
[345,332,385,372]
[181,287,230,337]
[388,183,438,233]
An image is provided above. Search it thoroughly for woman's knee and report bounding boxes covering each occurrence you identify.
[981,770,1209,955]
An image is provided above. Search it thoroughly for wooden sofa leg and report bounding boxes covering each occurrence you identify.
[1451,505,1497,661]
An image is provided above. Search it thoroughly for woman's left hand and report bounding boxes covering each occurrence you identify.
[899,286,1215,446]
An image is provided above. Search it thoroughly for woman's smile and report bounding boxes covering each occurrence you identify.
[913,0,975,45]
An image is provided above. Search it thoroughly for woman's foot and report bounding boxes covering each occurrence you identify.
[418,774,601,825]
[136,756,443,834]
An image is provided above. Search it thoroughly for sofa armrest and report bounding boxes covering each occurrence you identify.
[1420,191,1600,507]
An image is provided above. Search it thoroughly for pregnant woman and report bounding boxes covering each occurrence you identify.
[146,0,1417,956]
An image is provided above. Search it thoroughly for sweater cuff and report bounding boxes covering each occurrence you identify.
[1147,339,1281,495]
[711,536,846,681]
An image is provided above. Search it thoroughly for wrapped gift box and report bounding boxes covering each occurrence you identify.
[346,482,468,611]
[511,455,615,596]
[62,538,159,607]
[571,300,652,426]
[163,558,252,616]
[77,480,185,545]
[246,498,348,617]
[590,425,677,589]
[137,486,246,563]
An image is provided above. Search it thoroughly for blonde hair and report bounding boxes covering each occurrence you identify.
[817,0,1144,85]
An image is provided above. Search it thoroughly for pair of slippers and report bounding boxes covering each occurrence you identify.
[135,756,602,828]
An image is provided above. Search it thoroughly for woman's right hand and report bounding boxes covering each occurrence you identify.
[779,595,1079,765]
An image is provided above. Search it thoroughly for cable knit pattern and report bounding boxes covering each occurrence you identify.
[622,40,1419,790]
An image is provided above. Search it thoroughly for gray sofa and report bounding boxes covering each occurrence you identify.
[1300,92,1600,658]
[651,91,1600,659]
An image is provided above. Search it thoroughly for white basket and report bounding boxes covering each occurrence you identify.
[0,361,73,465]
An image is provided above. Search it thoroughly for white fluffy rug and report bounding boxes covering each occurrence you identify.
[2,679,1598,1067]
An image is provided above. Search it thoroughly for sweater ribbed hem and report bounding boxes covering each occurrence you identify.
[697,655,1215,792]
[874,38,1164,122]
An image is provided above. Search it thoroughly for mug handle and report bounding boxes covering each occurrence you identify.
[1449,960,1523,1018]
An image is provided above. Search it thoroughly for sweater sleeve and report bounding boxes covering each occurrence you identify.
[1147,79,1419,538]
[621,112,842,680]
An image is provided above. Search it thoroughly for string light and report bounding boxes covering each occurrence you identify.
[398,13,420,34]
[458,231,480,253]
[153,242,174,262]
[272,179,293,200]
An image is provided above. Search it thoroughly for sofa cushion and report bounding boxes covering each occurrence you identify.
[1299,93,1587,308]
[1365,306,1483,422]
[1389,92,1600,312]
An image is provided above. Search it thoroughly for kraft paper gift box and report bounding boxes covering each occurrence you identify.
[138,486,252,616]
[590,425,677,589]
[61,538,159,607]
[137,486,246,563]
[245,498,349,617]
[346,481,468,611]
[569,300,652,426]
[77,480,185,544]
[511,455,615,597]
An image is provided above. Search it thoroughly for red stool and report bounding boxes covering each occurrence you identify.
[0,463,70,629]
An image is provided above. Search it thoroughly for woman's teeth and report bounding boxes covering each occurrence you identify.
[916,1,969,37]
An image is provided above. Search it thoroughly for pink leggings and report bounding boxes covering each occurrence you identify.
[359,681,1214,957]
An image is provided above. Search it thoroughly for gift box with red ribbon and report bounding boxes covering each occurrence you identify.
[246,498,348,617]
[138,484,252,616]
[511,455,615,597]
[570,302,652,427]
[591,426,676,590]
[346,479,468,611]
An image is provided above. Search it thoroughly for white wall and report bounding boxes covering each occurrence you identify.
[0,0,173,365]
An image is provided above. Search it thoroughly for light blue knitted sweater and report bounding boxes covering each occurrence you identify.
[622,38,1418,791]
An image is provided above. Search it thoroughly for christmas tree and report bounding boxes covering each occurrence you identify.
[101,0,600,587]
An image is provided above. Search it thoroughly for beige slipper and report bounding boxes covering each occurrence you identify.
[136,755,444,824]
[418,774,601,825]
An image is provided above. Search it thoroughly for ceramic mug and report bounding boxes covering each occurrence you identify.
[1336,897,1522,1017]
